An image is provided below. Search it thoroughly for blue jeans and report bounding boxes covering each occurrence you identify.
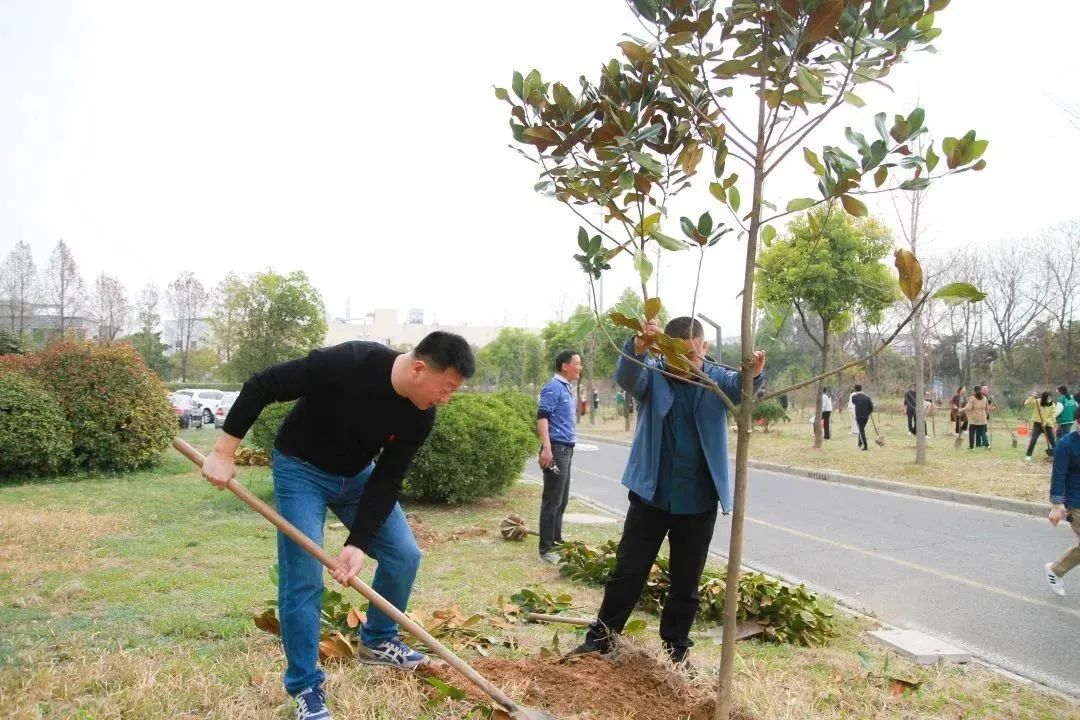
[272,450,421,695]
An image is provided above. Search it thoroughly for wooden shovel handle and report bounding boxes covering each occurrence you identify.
[171,437,524,715]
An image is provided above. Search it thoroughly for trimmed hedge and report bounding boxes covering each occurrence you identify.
[248,401,295,455]
[403,392,536,503]
[21,341,176,471]
[0,371,73,477]
[242,392,537,504]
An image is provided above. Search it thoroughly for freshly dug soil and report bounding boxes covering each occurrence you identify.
[406,512,488,549]
[422,646,750,720]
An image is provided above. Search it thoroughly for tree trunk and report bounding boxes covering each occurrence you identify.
[812,323,830,449]
[914,301,927,464]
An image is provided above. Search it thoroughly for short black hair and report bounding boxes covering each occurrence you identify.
[554,349,579,374]
[854,384,863,391]
[1059,385,1069,395]
[665,316,704,340]
[415,331,476,378]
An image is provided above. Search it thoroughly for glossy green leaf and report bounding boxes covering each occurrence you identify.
[728,186,741,213]
[803,148,825,175]
[899,177,930,191]
[874,166,888,187]
[494,87,510,103]
[577,227,589,252]
[618,41,652,64]
[874,112,889,142]
[786,198,816,212]
[709,183,726,203]
[844,92,865,108]
[634,248,654,285]
[933,282,986,305]
[840,194,867,217]
[511,71,524,100]
[698,212,714,236]
[648,229,688,251]
[761,224,777,247]
[925,145,940,172]
[609,311,644,331]
[630,150,663,175]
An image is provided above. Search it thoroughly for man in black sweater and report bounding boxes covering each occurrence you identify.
[201,332,474,720]
[850,383,875,450]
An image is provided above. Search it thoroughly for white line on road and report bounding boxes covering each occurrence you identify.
[558,466,1080,620]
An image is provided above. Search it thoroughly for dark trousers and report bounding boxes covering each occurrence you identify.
[906,410,917,435]
[1058,423,1075,442]
[856,416,869,449]
[969,424,988,448]
[1026,422,1056,457]
[539,443,573,554]
[821,410,831,439]
[586,493,717,658]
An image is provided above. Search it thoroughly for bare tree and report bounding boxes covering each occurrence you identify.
[166,272,209,382]
[43,240,87,337]
[91,273,131,341]
[983,244,1047,376]
[0,241,37,334]
[1037,221,1080,361]
[135,284,161,335]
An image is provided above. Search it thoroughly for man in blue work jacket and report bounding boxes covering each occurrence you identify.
[536,349,583,562]
[569,316,765,666]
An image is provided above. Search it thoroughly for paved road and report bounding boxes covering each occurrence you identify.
[528,440,1080,696]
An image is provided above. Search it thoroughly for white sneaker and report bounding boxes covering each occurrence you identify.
[1045,562,1065,597]
[1025,456,1032,463]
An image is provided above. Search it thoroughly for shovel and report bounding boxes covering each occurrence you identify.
[499,514,538,542]
[172,438,556,720]
[869,415,885,447]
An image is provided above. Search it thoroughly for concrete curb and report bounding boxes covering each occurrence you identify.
[576,433,1048,518]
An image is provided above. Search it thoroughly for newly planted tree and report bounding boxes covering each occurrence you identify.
[500,1,986,715]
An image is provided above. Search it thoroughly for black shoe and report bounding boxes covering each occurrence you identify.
[566,639,612,658]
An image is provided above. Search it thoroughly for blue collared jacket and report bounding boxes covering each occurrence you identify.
[1050,429,1080,508]
[616,336,764,514]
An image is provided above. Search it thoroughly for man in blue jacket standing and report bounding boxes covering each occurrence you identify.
[536,349,583,563]
[569,316,765,667]
[1045,427,1080,597]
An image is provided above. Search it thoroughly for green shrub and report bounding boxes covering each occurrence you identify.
[22,341,176,471]
[404,393,536,503]
[0,371,73,477]
[752,399,788,431]
[248,402,295,455]
[164,381,243,392]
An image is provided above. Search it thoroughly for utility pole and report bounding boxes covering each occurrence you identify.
[697,313,722,365]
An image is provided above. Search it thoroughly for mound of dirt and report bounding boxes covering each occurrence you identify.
[406,512,488,550]
[422,646,747,720]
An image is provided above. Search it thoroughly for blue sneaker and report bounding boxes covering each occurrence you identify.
[359,637,428,669]
[294,686,331,720]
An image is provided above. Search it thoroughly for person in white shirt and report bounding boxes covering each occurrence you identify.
[848,388,859,436]
[821,389,833,440]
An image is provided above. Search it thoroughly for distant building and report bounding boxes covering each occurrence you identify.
[326,307,533,349]
[0,301,97,345]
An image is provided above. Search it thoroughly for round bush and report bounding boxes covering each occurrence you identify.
[0,371,73,477]
[23,341,176,471]
[404,393,536,503]
[248,401,296,455]
[752,399,788,431]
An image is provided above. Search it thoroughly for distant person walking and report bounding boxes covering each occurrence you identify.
[849,385,874,451]
[1025,390,1061,462]
[903,384,918,435]
[1056,385,1077,441]
[820,389,832,440]
[963,388,990,449]
[950,385,968,437]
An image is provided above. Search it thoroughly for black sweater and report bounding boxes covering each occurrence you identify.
[851,392,874,420]
[223,342,435,551]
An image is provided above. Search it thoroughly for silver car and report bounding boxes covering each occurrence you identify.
[214,391,240,429]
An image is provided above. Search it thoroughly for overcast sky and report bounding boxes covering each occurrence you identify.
[1,1,1078,335]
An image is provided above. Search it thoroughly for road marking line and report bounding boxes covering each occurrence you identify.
[744,516,1080,620]
[537,466,1080,619]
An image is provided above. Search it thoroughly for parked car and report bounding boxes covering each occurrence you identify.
[214,391,240,429]
[169,393,204,430]
[174,389,227,425]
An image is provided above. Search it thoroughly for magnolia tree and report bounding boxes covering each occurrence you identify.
[499,1,985,716]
